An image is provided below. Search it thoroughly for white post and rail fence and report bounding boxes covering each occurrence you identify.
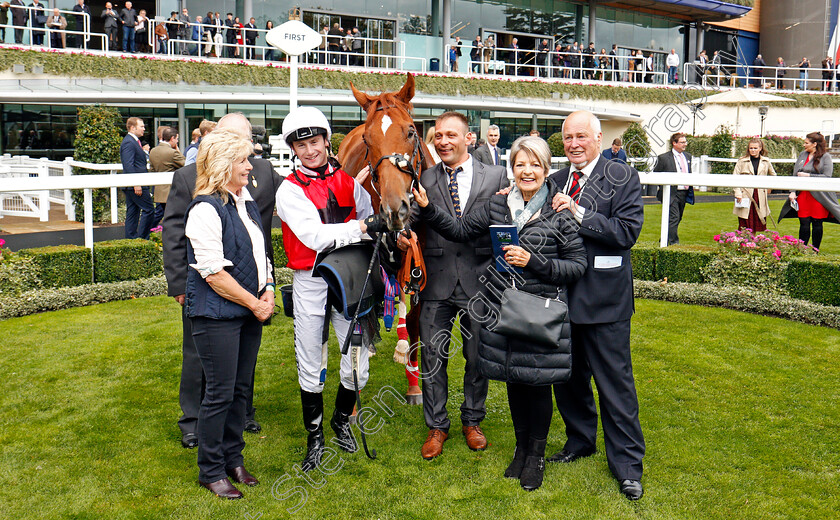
[2,158,840,250]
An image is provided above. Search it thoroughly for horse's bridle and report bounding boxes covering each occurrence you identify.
[361,104,427,199]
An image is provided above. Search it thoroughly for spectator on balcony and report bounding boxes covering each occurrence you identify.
[666,48,679,84]
[697,50,709,84]
[774,56,786,89]
[535,38,549,77]
[70,0,89,48]
[119,1,137,53]
[608,44,618,81]
[821,56,833,91]
[136,9,149,53]
[451,35,462,72]
[212,12,224,57]
[583,41,596,80]
[47,7,66,49]
[190,15,202,56]
[351,27,364,66]
[264,20,275,61]
[797,56,810,90]
[644,52,654,83]
[244,17,257,60]
[327,22,343,65]
[234,16,244,58]
[10,0,27,45]
[177,7,190,55]
[598,48,608,80]
[470,35,482,73]
[342,27,352,65]
[627,50,637,82]
[28,0,45,46]
[0,2,8,43]
[101,2,119,50]
[483,35,495,74]
[752,54,766,88]
[551,42,563,78]
[317,25,328,64]
[570,41,581,79]
[224,13,236,58]
[166,11,180,53]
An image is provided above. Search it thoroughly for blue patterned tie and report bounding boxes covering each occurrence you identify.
[446,165,463,218]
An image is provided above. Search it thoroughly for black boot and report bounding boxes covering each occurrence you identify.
[504,428,528,479]
[330,384,358,453]
[300,390,325,472]
[520,437,547,491]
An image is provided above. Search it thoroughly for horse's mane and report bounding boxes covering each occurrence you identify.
[366,92,414,120]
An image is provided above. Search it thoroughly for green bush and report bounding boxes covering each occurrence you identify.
[622,122,653,171]
[0,276,167,320]
[547,132,564,158]
[93,239,162,283]
[634,280,840,330]
[655,245,716,283]
[72,105,124,223]
[630,243,657,281]
[709,125,733,174]
[331,132,347,154]
[0,253,41,297]
[18,245,92,288]
[271,228,289,270]
[784,256,840,306]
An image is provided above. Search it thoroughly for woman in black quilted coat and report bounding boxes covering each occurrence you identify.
[414,135,587,491]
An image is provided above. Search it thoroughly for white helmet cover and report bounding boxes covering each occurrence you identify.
[282,106,332,146]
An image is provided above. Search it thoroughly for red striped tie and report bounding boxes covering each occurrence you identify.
[568,170,583,201]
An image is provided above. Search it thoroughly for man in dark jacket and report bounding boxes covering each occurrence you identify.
[549,110,646,501]
[101,2,119,51]
[224,12,236,58]
[70,0,90,48]
[162,113,283,449]
[752,54,766,87]
[119,1,137,53]
[10,0,27,44]
[120,117,154,239]
[28,0,45,45]
[583,42,597,80]
[244,17,257,59]
[410,111,509,461]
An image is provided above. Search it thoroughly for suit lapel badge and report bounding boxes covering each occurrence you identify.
[252,176,258,188]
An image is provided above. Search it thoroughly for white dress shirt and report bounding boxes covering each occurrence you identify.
[673,149,691,190]
[185,186,271,291]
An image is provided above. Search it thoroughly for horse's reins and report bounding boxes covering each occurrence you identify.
[360,105,428,294]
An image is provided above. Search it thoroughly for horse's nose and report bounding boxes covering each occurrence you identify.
[397,200,410,224]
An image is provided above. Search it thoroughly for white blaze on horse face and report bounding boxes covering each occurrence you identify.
[381,115,393,136]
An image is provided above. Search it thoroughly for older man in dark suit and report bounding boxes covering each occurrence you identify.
[654,132,693,245]
[162,113,283,449]
[472,124,503,167]
[120,116,154,239]
[548,110,646,501]
[411,111,509,460]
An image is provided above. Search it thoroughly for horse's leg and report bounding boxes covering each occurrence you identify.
[404,297,422,405]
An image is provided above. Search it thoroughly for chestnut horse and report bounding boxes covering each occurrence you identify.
[338,74,433,404]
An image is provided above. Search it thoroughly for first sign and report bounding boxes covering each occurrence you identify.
[266,20,322,56]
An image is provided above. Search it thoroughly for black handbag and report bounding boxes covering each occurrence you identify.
[494,283,568,348]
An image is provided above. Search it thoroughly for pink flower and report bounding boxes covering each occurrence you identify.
[744,242,757,248]
[713,234,721,241]
[773,249,782,258]
[0,238,5,248]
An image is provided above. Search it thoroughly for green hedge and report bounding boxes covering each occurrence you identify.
[93,239,162,283]
[271,228,289,270]
[630,243,716,283]
[18,245,92,288]
[3,47,840,109]
[784,256,840,306]
[630,244,657,281]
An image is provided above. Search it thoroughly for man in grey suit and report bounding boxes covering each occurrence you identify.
[162,113,283,448]
[654,132,693,245]
[473,124,503,167]
[412,111,509,460]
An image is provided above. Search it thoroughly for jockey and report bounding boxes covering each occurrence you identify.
[276,106,387,472]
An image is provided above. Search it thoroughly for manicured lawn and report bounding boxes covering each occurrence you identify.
[2,297,839,519]
[639,198,840,255]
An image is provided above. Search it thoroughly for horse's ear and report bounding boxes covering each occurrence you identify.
[350,82,374,111]
[396,73,415,104]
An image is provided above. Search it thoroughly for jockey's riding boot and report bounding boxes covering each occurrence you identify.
[300,390,325,472]
[520,437,547,491]
[330,384,358,453]
[504,427,529,479]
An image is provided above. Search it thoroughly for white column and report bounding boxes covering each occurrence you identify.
[441,0,451,70]
[659,185,671,248]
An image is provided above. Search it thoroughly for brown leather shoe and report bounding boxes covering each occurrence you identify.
[421,429,448,460]
[199,477,243,499]
[462,425,488,451]
[227,466,259,486]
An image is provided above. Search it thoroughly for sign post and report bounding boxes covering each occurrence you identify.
[266,20,322,110]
